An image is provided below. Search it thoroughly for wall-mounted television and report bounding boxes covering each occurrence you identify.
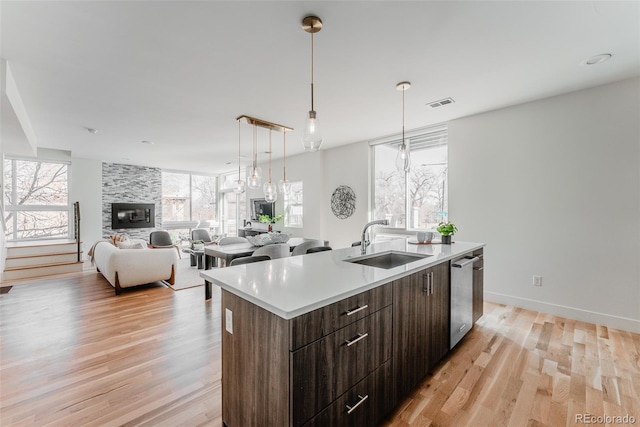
[111,203,155,229]
[251,198,275,220]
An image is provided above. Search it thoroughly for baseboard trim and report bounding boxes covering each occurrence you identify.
[484,291,640,334]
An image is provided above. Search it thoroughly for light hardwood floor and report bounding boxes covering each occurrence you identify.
[1,270,638,426]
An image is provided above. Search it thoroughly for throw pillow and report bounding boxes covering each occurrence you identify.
[118,241,144,250]
[110,233,130,246]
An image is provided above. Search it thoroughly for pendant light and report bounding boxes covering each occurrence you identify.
[301,15,324,152]
[263,130,277,202]
[247,123,262,189]
[278,130,291,195]
[233,119,246,194]
[395,81,411,173]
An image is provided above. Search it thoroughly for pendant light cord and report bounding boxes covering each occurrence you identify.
[402,86,405,148]
[238,120,241,178]
[283,132,287,181]
[310,31,314,111]
[268,130,273,182]
[253,124,258,171]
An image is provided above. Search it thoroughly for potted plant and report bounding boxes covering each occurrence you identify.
[258,214,283,232]
[190,239,205,251]
[436,221,457,244]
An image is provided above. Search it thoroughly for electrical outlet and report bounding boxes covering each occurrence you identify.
[533,275,542,287]
[225,308,233,334]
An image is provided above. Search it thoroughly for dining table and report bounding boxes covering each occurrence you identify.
[202,237,327,299]
[203,237,314,267]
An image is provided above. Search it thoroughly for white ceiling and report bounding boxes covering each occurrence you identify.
[1,1,638,175]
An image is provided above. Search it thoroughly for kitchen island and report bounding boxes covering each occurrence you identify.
[201,238,485,426]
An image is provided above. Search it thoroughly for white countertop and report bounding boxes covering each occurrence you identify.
[201,238,485,319]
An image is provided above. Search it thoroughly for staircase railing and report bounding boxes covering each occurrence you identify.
[73,201,81,262]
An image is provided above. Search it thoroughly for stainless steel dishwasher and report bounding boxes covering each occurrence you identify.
[450,256,479,349]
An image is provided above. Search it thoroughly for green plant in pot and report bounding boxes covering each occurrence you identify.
[436,221,457,244]
[258,214,283,232]
[190,239,204,250]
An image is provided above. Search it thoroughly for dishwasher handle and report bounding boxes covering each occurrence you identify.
[452,256,479,268]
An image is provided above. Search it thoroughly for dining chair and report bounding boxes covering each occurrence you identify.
[218,236,249,245]
[306,246,332,254]
[291,239,325,256]
[229,255,271,266]
[149,230,181,258]
[253,243,290,259]
[191,228,213,243]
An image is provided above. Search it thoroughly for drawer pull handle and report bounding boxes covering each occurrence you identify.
[345,332,369,347]
[473,267,484,271]
[345,304,369,316]
[346,394,369,414]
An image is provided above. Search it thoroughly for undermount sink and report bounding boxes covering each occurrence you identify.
[344,251,431,269]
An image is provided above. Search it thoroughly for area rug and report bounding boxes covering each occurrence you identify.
[164,257,207,291]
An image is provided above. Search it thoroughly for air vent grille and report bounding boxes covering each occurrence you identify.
[427,97,455,108]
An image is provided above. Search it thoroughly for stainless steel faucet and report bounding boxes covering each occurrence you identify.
[361,219,389,254]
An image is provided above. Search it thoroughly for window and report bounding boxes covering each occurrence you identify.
[284,181,303,228]
[219,171,247,236]
[372,125,448,230]
[161,171,217,243]
[3,158,70,240]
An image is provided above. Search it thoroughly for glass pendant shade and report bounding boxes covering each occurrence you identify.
[234,119,246,194]
[396,143,411,173]
[247,167,262,189]
[302,110,323,152]
[263,182,278,202]
[395,81,411,173]
[278,178,291,195]
[234,179,246,194]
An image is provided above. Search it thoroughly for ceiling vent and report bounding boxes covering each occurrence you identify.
[427,97,455,108]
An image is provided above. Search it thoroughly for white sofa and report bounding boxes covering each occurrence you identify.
[92,239,178,295]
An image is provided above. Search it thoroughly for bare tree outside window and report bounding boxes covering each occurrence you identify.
[4,159,70,240]
[162,172,191,222]
[192,175,217,225]
[161,171,218,242]
[284,181,303,228]
[373,125,448,231]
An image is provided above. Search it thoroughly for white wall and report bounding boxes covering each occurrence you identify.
[249,150,326,241]
[70,157,103,259]
[250,141,371,249]
[448,77,640,332]
[322,141,370,248]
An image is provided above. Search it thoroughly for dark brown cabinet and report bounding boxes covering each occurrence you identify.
[221,284,393,427]
[472,248,484,324]
[303,360,393,427]
[428,262,450,367]
[220,249,483,427]
[292,306,392,425]
[393,262,450,400]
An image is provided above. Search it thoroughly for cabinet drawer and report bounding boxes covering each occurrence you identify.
[303,359,393,427]
[290,283,392,350]
[291,306,392,426]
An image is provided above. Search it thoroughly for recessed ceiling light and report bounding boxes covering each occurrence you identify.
[582,53,612,65]
[87,128,98,134]
[225,161,232,165]
[141,140,154,145]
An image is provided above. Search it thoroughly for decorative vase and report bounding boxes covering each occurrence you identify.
[441,235,451,244]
